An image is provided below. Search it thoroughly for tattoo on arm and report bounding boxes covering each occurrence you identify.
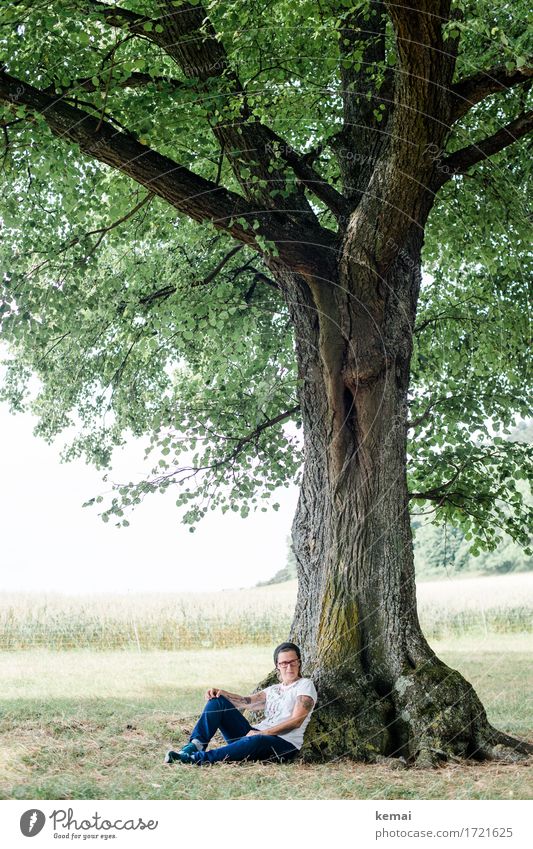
[241,696,252,705]
[297,695,315,711]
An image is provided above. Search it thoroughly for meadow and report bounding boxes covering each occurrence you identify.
[1,573,532,651]
[0,573,531,800]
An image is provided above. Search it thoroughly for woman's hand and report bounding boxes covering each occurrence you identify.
[245,729,261,737]
[205,687,224,700]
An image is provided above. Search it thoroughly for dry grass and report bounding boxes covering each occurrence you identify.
[417,573,533,637]
[0,636,531,800]
[1,573,531,650]
[0,587,294,650]
[1,575,531,799]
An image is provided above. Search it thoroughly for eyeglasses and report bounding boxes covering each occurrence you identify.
[277,660,299,668]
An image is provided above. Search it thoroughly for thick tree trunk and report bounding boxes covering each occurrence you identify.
[271,233,532,767]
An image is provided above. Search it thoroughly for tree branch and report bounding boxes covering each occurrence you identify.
[151,0,317,220]
[139,285,176,307]
[435,110,533,186]
[26,191,155,279]
[68,191,155,250]
[139,260,281,308]
[262,127,350,220]
[152,403,301,485]
[230,263,280,291]
[82,0,158,37]
[409,459,467,502]
[450,65,533,122]
[406,400,436,431]
[224,405,300,458]
[83,0,345,222]
[43,72,187,98]
[384,1,458,131]
[139,245,245,305]
[193,244,244,286]
[338,1,458,273]
[0,69,334,274]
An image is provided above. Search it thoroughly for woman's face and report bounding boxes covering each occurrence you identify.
[276,649,301,685]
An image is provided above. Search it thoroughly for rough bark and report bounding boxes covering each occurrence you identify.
[267,230,533,767]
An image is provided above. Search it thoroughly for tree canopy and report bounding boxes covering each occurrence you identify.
[0,0,531,551]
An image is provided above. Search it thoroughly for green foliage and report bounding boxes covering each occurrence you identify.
[0,0,531,551]
[445,0,533,75]
[412,513,532,579]
[411,134,532,554]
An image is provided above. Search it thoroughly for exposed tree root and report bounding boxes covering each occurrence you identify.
[482,726,533,761]
[295,661,532,768]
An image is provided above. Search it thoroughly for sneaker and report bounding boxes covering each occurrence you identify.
[165,740,203,765]
[179,742,200,758]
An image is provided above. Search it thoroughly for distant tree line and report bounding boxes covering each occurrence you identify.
[411,516,531,579]
[260,521,531,587]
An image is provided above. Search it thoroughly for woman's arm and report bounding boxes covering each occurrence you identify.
[247,694,315,736]
[205,687,267,710]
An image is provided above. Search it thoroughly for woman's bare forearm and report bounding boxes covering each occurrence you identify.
[206,688,254,709]
[205,687,265,709]
[220,690,253,709]
[259,716,303,735]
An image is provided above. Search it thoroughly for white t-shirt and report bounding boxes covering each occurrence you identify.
[254,677,318,749]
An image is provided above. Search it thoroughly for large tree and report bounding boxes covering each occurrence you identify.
[0,1,531,765]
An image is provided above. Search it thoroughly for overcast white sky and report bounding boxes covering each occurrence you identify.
[0,403,299,594]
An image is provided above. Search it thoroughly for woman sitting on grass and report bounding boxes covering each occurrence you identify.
[165,642,317,765]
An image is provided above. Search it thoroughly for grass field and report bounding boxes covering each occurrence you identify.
[1,634,532,800]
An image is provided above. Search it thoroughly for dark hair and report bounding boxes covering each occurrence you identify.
[273,642,301,665]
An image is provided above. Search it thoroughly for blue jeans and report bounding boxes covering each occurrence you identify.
[189,695,298,764]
